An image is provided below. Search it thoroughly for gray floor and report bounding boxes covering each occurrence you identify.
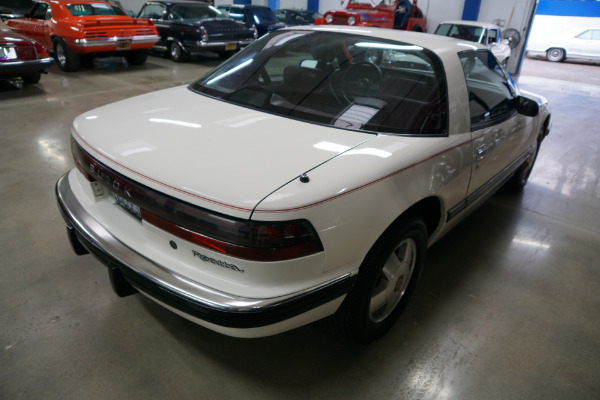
[1,53,599,400]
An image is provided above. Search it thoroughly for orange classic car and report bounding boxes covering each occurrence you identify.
[6,0,159,71]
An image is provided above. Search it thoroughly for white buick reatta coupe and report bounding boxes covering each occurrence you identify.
[56,26,551,343]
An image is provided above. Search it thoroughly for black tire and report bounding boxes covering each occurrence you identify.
[23,72,41,84]
[53,38,80,72]
[169,41,188,62]
[125,50,148,66]
[331,217,427,344]
[546,48,565,62]
[217,50,235,59]
[505,137,541,191]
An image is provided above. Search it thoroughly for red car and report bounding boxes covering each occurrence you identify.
[316,0,427,32]
[6,0,159,71]
[1,18,53,84]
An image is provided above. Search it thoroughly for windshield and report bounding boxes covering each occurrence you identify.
[349,0,396,6]
[191,30,447,135]
[66,3,127,16]
[170,4,223,20]
[251,7,277,24]
[435,24,486,44]
[0,0,35,10]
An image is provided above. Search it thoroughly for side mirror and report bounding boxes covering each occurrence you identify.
[516,96,539,117]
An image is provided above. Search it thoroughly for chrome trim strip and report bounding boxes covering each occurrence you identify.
[446,145,534,222]
[56,171,353,327]
[0,57,53,72]
[74,35,160,47]
[186,39,254,48]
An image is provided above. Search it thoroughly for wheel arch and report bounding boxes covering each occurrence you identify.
[399,196,442,239]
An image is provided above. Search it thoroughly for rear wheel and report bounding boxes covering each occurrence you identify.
[53,38,81,72]
[169,41,188,62]
[505,136,541,191]
[125,50,148,66]
[217,50,235,59]
[331,217,427,344]
[546,48,565,62]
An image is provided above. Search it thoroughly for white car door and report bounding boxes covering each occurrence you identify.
[460,50,531,201]
[570,29,600,60]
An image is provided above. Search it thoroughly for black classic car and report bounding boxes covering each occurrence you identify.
[137,1,256,61]
[0,0,35,20]
[219,4,284,37]
[274,9,322,26]
[1,19,53,85]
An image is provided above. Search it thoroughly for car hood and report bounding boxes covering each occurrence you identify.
[73,85,373,217]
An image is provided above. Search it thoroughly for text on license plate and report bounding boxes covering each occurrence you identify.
[225,43,236,51]
[111,191,141,220]
[116,40,132,50]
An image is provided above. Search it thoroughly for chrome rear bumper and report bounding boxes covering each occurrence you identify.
[55,171,354,330]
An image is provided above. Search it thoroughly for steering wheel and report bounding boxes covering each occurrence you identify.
[341,62,383,103]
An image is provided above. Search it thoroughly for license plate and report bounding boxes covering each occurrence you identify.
[111,191,141,220]
[225,43,236,51]
[116,40,132,50]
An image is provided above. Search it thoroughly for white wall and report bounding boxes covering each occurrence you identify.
[279,0,310,9]
[529,15,600,42]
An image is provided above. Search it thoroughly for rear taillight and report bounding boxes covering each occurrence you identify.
[200,26,209,42]
[70,137,323,261]
[34,42,50,59]
[72,136,95,181]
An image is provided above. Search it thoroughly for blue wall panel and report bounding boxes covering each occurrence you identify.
[537,0,600,16]
[462,0,482,21]
[268,0,280,11]
[307,0,319,12]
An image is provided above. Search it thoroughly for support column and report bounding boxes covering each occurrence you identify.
[462,0,481,21]
[268,0,280,10]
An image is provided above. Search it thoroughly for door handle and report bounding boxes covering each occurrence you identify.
[476,144,487,162]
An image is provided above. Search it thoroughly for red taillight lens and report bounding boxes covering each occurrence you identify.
[71,137,323,261]
[34,42,50,58]
[141,210,323,262]
[71,136,95,181]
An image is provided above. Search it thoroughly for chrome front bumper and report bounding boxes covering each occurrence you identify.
[55,171,354,330]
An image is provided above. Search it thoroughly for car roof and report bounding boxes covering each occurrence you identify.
[49,0,124,5]
[286,25,488,54]
[142,0,209,5]
[439,20,501,30]
[231,4,268,9]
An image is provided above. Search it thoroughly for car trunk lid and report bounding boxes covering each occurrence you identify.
[73,85,373,217]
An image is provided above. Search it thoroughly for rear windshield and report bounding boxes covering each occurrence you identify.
[170,4,223,21]
[191,30,448,136]
[66,3,126,16]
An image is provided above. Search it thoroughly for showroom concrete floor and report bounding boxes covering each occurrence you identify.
[1,53,599,400]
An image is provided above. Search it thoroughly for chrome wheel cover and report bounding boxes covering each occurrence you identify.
[56,43,66,67]
[547,48,564,62]
[170,43,181,60]
[368,238,417,322]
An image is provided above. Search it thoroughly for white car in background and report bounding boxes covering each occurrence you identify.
[435,20,512,66]
[56,27,551,343]
[527,27,600,62]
